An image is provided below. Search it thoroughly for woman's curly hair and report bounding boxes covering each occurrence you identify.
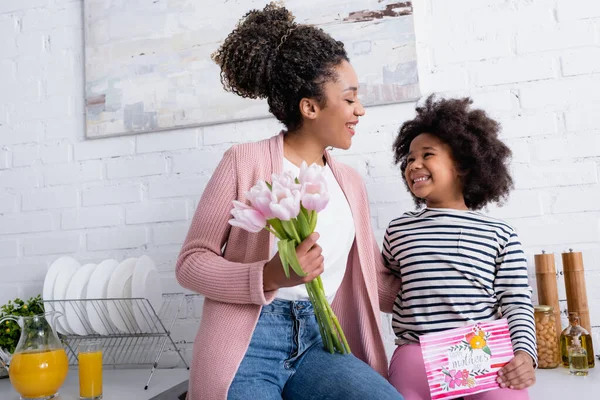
[211,3,348,131]
[392,95,514,210]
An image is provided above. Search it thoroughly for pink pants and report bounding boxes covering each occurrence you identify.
[389,344,530,400]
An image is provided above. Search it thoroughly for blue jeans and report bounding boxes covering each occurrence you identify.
[228,299,404,399]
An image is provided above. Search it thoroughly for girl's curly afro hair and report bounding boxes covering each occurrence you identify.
[392,95,514,210]
[211,3,348,132]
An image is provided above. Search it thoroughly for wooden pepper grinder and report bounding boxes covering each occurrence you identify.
[534,251,562,338]
[561,249,592,333]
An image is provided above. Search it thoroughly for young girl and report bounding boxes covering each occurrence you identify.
[176,4,403,399]
[383,95,537,400]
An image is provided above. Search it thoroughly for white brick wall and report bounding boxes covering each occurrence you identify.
[152,223,190,247]
[61,205,122,230]
[125,200,187,224]
[512,161,598,189]
[86,227,148,251]
[6,121,44,144]
[81,183,141,206]
[22,186,77,210]
[148,176,209,199]
[23,231,81,256]
[105,154,167,179]
[516,21,596,54]
[0,239,18,259]
[74,136,134,161]
[43,160,103,185]
[170,150,226,173]
[471,54,556,87]
[0,0,599,364]
[11,143,39,167]
[0,149,9,169]
[0,212,54,235]
[136,129,199,153]
[0,194,17,213]
[40,141,71,164]
[0,167,41,189]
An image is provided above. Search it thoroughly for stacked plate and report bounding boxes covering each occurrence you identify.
[42,255,163,335]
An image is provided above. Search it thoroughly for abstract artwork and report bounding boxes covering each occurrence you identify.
[84,0,419,138]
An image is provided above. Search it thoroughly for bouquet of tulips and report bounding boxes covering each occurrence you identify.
[228,162,350,354]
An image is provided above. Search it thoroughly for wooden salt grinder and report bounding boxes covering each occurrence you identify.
[562,249,592,333]
[534,251,562,338]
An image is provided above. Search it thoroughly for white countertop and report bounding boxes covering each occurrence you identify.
[529,366,599,398]
[0,368,189,400]
[0,366,597,399]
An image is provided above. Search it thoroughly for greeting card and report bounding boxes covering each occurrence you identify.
[419,319,514,400]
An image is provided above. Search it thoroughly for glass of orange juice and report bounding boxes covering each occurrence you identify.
[78,341,103,400]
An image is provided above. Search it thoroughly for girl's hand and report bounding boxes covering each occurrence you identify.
[497,351,536,390]
[263,233,324,291]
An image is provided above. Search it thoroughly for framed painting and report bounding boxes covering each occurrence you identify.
[84,0,419,138]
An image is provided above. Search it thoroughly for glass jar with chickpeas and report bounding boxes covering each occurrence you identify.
[534,305,560,368]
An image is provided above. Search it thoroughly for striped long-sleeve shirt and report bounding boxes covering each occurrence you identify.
[382,208,537,363]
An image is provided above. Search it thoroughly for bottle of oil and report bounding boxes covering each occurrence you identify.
[559,312,595,368]
[568,336,589,376]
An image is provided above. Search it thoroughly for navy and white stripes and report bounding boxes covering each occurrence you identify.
[383,208,537,363]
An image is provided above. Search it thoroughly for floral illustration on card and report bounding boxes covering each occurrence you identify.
[441,367,488,390]
[449,325,492,356]
[441,324,492,392]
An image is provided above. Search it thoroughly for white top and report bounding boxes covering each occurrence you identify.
[274,158,355,302]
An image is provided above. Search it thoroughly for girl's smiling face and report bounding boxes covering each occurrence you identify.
[405,133,467,209]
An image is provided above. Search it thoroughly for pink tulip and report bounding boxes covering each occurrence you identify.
[228,201,266,232]
[298,161,324,185]
[245,181,275,220]
[269,181,301,221]
[297,162,330,212]
[301,178,330,212]
[272,171,301,191]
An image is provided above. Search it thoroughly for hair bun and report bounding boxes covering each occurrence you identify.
[212,3,296,99]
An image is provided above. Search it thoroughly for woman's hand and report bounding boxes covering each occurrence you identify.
[263,233,324,291]
[497,351,536,390]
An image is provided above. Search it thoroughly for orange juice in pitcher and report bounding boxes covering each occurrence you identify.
[1,313,69,399]
[9,349,69,398]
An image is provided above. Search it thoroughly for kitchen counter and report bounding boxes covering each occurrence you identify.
[0,367,597,399]
[529,366,599,397]
[0,368,189,400]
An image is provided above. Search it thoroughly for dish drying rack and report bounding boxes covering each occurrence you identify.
[43,293,189,390]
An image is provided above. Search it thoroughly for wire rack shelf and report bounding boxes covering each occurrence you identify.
[43,293,189,390]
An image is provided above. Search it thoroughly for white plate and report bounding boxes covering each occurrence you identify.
[131,255,163,332]
[106,257,139,333]
[51,258,80,334]
[43,256,80,334]
[64,263,96,336]
[86,259,119,335]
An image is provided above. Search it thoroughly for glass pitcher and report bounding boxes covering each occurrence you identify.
[0,313,69,400]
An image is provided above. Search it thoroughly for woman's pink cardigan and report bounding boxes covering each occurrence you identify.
[176,132,401,399]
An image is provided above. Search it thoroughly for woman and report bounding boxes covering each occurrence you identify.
[176,4,403,399]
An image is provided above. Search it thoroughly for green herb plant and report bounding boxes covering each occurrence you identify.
[0,295,45,354]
